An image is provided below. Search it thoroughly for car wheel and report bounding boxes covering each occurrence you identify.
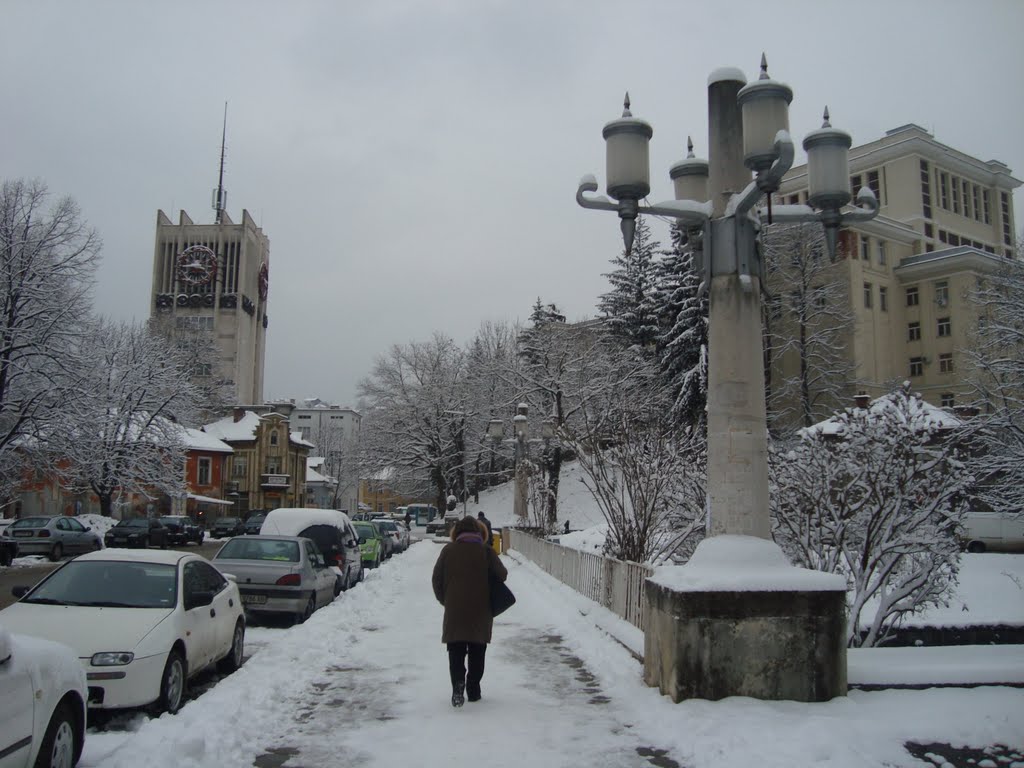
[217,621,245,674]
[160,536,168,550]
[295,595,315,625]
[140,536,150,549]
[0,548,12,567]
[967,541,987,554]
[155,649,186,715]
[33,700,79,768]
[49,543,63,562]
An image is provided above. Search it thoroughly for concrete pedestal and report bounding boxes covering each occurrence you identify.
[643,580,847,702]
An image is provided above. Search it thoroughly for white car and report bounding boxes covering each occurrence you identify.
[0,623,87,768]
[0,549,245,715]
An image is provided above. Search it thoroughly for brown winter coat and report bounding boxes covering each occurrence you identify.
[432,539,508,644]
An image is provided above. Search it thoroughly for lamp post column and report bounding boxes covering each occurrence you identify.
[513,405,529,523]
[704,71,771,539]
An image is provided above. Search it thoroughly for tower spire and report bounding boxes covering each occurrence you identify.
[213,102,228,224]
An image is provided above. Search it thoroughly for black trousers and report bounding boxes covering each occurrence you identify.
[447,642,486,694]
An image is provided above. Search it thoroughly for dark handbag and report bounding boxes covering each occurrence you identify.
[489,574,516,617]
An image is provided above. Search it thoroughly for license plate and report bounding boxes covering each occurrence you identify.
[13,530,32,537]
[241,594,266,605]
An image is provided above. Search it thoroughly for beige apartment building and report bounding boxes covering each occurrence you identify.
[150,208,270,405]
[774,123,1020,415]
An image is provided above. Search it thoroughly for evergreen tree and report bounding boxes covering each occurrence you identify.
[653,223,708,429]
[598,218,660,350]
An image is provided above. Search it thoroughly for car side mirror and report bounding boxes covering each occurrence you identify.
[187,590,215,610]
[11,586,29,599]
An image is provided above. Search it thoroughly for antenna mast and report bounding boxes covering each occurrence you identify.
[212,102,228,223]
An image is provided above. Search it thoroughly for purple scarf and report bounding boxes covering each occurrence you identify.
[456,532,483,544]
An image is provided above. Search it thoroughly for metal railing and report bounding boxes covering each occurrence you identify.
[507,529,654,631]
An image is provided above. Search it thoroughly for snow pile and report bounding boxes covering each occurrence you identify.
[650,534,846,592]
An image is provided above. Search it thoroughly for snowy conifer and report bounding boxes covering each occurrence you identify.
[598,218,660,350]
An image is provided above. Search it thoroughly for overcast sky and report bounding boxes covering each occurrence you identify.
[3,0,1021,408]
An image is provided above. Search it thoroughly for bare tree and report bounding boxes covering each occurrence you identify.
[771,383,972,647]
[961,257,1024,514]
[148,314,232,422]
[52,319,200,516]
[558,341,705,563]
[762,222,854,432]
[357,333,470,511]
[0,179,100,501]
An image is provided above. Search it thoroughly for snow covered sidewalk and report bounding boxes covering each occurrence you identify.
[81,540,1024,768]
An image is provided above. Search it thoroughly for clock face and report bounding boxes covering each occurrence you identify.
[176,245,218,286]
[258,262,269,300]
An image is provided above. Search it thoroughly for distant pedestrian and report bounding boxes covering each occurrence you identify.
[432,516,508,707]
[477,511,493,549]
[563,519,570,534]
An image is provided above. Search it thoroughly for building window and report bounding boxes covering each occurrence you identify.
[906,286,919,307]
[197,457,212,486]
[233,457,247,478]
[938,171,949,210]
[1001,192,1013,246]
[920,160,932,219]
[269,430,279,446]
[941,393,955,408]
[867,169,881,205]
[860,237,870,261]
[935,281,949,307]
[924,223,934,239]
[910,357,924,377]
[937,317,951,337]
[908,322,921,341]
[982,189,991,224]
[951,176,961,215]
[972,185,980,221]
[298,415,311,420]
[879,286,888,311]
[850,173,862,196]
[877,240,887,266]
[266,457,280,474]
[939,353,954,373]
[962,180,972,219]
[863,282,873,309]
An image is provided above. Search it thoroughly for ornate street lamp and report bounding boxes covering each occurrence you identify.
[576,55,875,703]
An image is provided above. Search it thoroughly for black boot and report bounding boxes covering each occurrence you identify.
[466,683,481,702]
[451,681,465,708]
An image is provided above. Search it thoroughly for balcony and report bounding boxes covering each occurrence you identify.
[260,474,290,490]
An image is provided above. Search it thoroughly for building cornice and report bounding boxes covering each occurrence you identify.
[894,246,1013,282]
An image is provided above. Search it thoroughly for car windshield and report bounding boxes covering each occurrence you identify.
[218,518,240,525]
[354,523,375,538]
[22,560,177,608]
[10,517,52,529]
[116,519,150,528]
[216,538,299,562]
[374,521,397,532]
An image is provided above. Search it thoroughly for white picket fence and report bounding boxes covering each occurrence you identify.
[507,529,654,631]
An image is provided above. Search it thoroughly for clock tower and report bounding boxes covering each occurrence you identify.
[149,207,269,406]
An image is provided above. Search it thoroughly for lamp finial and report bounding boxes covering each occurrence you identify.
[822,106,831,128]
[687,135,695,158]
[622,92,632,117]
[759,52,769,80]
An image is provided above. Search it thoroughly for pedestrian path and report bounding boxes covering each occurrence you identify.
[81,539,1024,768]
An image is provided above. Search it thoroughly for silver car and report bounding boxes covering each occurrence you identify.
[211,536,336,625]
[3,516,102,561]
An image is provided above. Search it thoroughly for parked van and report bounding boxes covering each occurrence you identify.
[961,512,1024,553]
[260,508,364,592]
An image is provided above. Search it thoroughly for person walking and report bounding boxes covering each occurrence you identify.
[477,511,493,550]
[432,515,508,707]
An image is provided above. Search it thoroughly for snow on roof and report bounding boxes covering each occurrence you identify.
[649,535,846,592]
[305,461,334,484]
[259,507,353,536]
[183,428,233,453]
[202,411,314,449]
[203,411,262,442]
[801,388,962,438]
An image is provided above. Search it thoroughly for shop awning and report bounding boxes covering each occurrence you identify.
[187,493,234,506]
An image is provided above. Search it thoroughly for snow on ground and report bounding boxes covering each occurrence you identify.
[79,539,1024,768]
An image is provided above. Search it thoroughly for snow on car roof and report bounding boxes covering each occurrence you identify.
[260,508,353,536]
[74,549,194,565]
